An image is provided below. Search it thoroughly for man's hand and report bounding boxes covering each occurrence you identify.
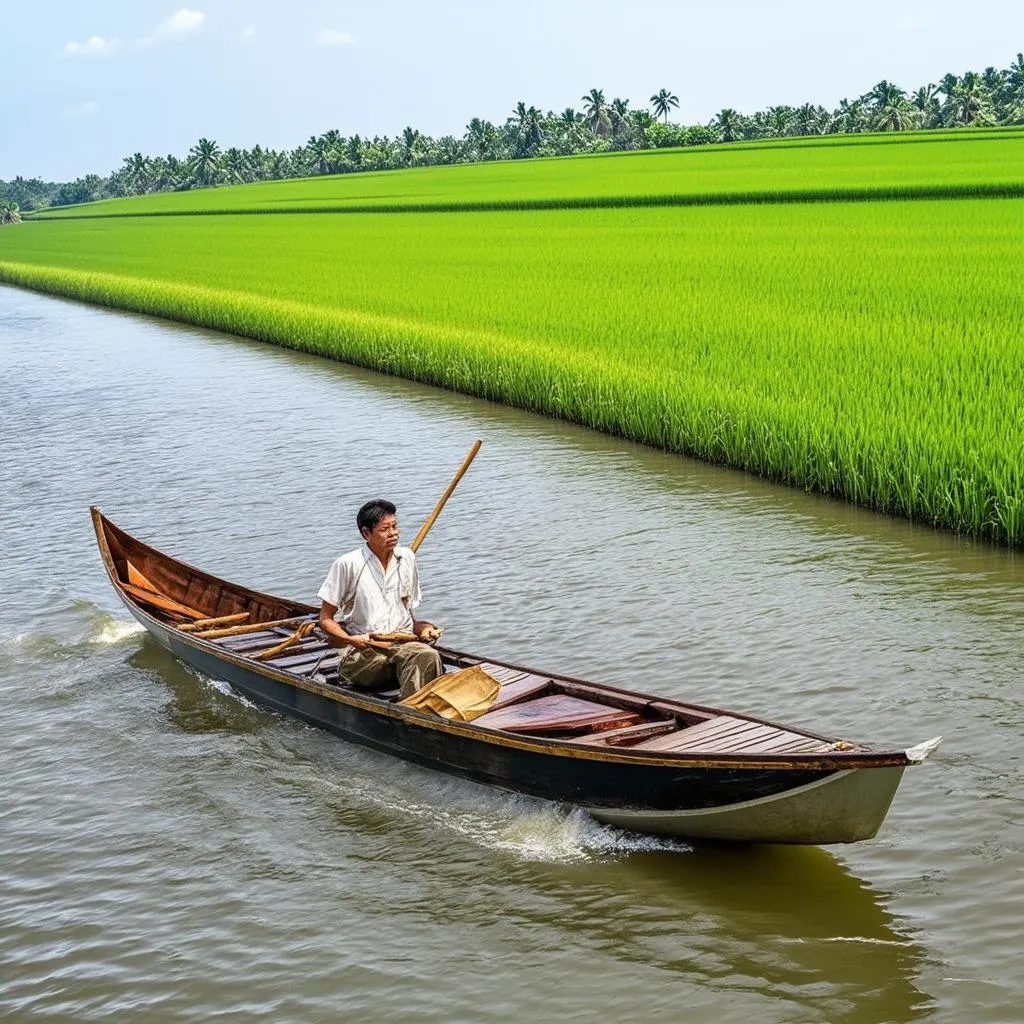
[344,633,374,652]
[416,624,444,644]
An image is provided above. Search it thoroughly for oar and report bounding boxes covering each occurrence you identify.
[410,439,482,552]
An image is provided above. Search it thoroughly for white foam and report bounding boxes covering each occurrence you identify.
[781,935,913,947]
[90,618,146,645]
[326,772,692,864]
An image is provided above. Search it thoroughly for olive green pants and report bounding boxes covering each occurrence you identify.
[343,642,442,698]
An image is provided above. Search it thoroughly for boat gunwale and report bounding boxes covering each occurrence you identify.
[91,507,917,772]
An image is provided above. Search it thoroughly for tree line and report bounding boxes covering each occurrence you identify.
[2,56,1022,214]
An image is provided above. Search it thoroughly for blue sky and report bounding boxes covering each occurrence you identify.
[5,1,1022,181]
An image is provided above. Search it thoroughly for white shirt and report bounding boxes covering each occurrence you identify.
[317,545,422,638]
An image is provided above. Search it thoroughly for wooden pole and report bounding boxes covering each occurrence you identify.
[409,440,482,553]
[193,615,315,640]
[177,612,250,632]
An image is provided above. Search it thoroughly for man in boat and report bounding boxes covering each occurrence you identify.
[317,499,443,698]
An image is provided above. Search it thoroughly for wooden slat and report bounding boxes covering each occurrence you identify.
[473,695,642,734]
[264,645,332,669]
[120,581,206,619]
[567,720,678,746]
[126,561,159,593]
[491,676,551,710]
[689,723,778,752]
[648,701,716,722]
[215,630,282,650]
[478,663,529,684]
[741,734,835,754]
[635,716,754,752]
[278,652,340,674]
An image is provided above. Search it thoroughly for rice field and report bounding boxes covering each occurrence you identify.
[29,128,1024,219]
[3,189,1022,542]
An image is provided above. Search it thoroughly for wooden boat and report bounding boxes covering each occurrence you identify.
[91,507,941,845]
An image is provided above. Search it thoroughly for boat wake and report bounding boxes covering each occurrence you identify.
[322,767,693,864]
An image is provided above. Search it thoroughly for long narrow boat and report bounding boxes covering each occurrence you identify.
[91,508,940,845]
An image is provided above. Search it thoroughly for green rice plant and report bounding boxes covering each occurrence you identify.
[2,197,1021,543]
[30,129,1024,219]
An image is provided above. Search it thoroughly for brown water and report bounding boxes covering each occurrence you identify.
[1,285,1021,1023]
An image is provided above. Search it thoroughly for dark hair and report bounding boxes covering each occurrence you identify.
[357,499,397,536]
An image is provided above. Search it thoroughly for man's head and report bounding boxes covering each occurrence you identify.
[357,499,399,553]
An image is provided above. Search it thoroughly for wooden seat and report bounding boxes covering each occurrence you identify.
[472,695,642,734]
[475,663,551,709]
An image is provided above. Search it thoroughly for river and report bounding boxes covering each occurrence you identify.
[1,284,1021,1023]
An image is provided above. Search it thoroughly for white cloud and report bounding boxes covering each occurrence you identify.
[317,29,354,46]
[63,35,119,57]
[136,9,206,48]
[157,8,206,39]
[65,100,99,118]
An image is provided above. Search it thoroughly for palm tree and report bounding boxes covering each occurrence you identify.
[911,84,940,127]
[122,152,151,194]
[189,138,221,186]
[949,72,991,125]
[223,147,250,184]
[510,101,544,157]
[875,95,917,131]
[581,88,611,136]
[609,97,635,146]
[714,108,745,142]
[834,98,867,133]
[0,201,21,225]
[762,106,794,137]
[401,126,421,166]
[650,88,679,123]
[306,135,330,175]
[868,80,906,111]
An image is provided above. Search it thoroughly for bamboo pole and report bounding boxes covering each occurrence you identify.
[193,615,315,640]
[409,440,482,553]
[178,612,250,632]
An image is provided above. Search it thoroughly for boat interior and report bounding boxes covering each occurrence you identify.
[99,513,846,757]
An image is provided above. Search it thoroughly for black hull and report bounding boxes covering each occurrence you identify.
[136,603,830,814]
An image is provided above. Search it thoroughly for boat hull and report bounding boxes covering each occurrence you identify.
[588,766,906,844]
[130,600,899,843]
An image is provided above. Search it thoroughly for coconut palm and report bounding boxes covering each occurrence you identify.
[189,138,221,186]
[650,88,679,123]
[875,94,917,131]
[911,84,940,127]
[949,72,992,125]
[223,147,251,184]
[122,152,151,194]
[0,201,21,225]
[834,98,868,133]
[510,101,544,157]
[581,88,611,136]
[714,108,745,142]
[401,126,421,166]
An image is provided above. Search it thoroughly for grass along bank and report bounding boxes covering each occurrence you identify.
[28,129,1024,219]
[3,197,1021,543]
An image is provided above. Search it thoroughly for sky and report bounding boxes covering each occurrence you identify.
[4,0,1023,181]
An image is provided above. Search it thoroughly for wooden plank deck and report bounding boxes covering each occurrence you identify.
[473,695,642,734]
[633,715,836,755]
